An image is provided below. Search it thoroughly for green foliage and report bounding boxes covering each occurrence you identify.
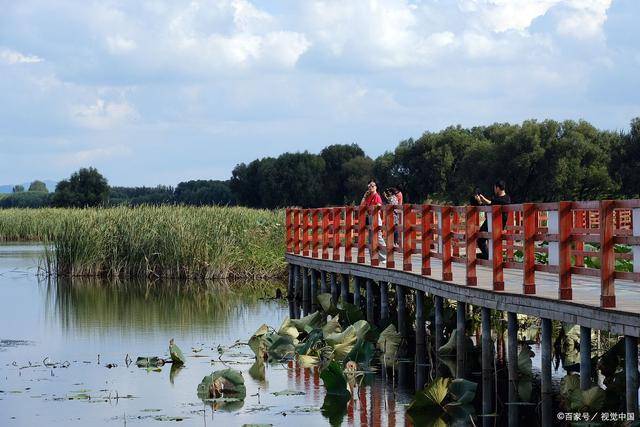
[169,339,186,365]
[12,184,24,193]
[408,377,478,425]
[174,180,235,206]
[52,167,109,207]
[0,191,50,208]
[28,180,48,192]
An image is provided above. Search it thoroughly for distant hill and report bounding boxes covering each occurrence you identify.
[0,180,57,194]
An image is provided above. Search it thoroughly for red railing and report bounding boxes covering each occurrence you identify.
[285,200,640,309]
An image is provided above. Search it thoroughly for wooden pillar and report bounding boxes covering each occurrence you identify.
[507,312,518,424]
[287,264,295,299]
[434,295,443,354]
[302,267,311,313]
[456,302,466,378]
[353,276,362,308]
[294,264,302,301]
[321,208,330,259]
[371,205,381,267]
[286,209,292,252]
[575,210,586,267]
[310,269,318,311]
[580,326,592,390]
[302,209,310,256]
[312,209,320,258]
[416,291,426,348]
[330,272,338,304]
[385,205,395,268]
[421,205,432,275]
[333,207,341,261]
[625,335,639,417]
[523,203,536,294]
[380,281,389,323]
[319,270,327,294]
[403,204,414,271]
[492,205,504,291]
[452,211,460,258]
[345,206,354,262]
[481,307,493,427]
[341,273,350,304]
[541,318,553,426]
[441,206,453,281]
[357,206,366,263]
[600,200,616,308]
[397,285,407,340]
[558,201,573,300]
[465,206,478,286]
[366,279,375,323]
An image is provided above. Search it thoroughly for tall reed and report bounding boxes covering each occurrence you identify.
[0,206,285,279]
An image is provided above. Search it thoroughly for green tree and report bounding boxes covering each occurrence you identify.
[174,180,235,205]
[12,185,24,193]
[28,180,48,192]
[52,167,109,207]
[320,144,365,205]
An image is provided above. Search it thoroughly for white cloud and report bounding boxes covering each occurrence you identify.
[106,35,137,54]
[0,48,43,64]
[55,145,133,168]
[71,99,139,130]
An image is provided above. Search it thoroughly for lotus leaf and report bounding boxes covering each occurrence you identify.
[135,357,164,368]
[298,354,320,367]
[409,377,451,410]
[197,368,246,401]
[318,293,338,316]
[296,329,325,356]
[376,324,402,367]
[169,339,186,365]
[319,360,350,396]
[290,311,324,333]
[322,315,342,337]
[438,330,474,355]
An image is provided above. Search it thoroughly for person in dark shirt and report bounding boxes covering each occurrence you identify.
[474,180,511,260]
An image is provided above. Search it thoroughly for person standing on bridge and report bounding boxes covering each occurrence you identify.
[475,180,511,260]
[360,180,387,263]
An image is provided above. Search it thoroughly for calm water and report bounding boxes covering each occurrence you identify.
[0,244,412,426]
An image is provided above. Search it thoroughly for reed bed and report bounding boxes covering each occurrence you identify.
[0,206,285,279]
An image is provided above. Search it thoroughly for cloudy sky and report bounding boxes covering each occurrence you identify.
[1,0,638,186]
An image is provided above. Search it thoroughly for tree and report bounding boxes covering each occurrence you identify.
[174,180,235,205]
[28,180,48,192]
[12,185,24,193]
[52,167,109,207]
[320,144,366,205]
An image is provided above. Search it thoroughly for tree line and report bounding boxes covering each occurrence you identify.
[2,118,638,209]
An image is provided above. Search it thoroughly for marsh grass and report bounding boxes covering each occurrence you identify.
[0,206,285,279]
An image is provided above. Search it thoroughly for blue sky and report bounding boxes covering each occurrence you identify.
[1,0,638,186]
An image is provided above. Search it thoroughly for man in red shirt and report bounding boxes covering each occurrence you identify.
[360,180,387,263]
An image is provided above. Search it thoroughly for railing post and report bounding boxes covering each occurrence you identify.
[312,209,319,258]
[506,211,514,261]
[385,205,395,269]
[302,209,310,257]
[357,206,366,264]
[403,204,413,271]
[294,208,301,254]
[558,201,573,300]
[421,205,432,275]
[633,207,640,274]
[600,200,616,308]
[491,205,504,291]
[345,206,353,262]
[441,206,452,281]
[371,206,380,267]
[321,208,329,259]
[574,210,586,267]
[333,207,341,261]
[452,211,460,258]
[465,206,477,286]
[286,208,292,253]
[523,203,536,294]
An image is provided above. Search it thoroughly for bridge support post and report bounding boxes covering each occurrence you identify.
[625,335,639,417]
[380,281,389,324]
[319,270,327,294]
[481,307,493,427]
[397,285,407,344]
[330,272,338,304]
[434,295,443,355]
[416,290,427,390]
[541,318,552,426]
[310,269,318,311]
[456,301,466,378]
[340,273,350,303]
[580,326,592,390]
[507,312,518,425]
[302,267,311,314]
[366,279,375,323]
[294,264,302,301]
[287,264,294,299]
[353,276,362,308]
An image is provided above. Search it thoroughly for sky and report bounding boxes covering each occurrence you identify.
[0,0,638,187]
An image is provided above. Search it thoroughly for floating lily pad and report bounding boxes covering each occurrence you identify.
[272,389,305,396]
[135,357,164,368]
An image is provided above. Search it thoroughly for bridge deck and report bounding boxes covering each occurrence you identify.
[287,247,640,335]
